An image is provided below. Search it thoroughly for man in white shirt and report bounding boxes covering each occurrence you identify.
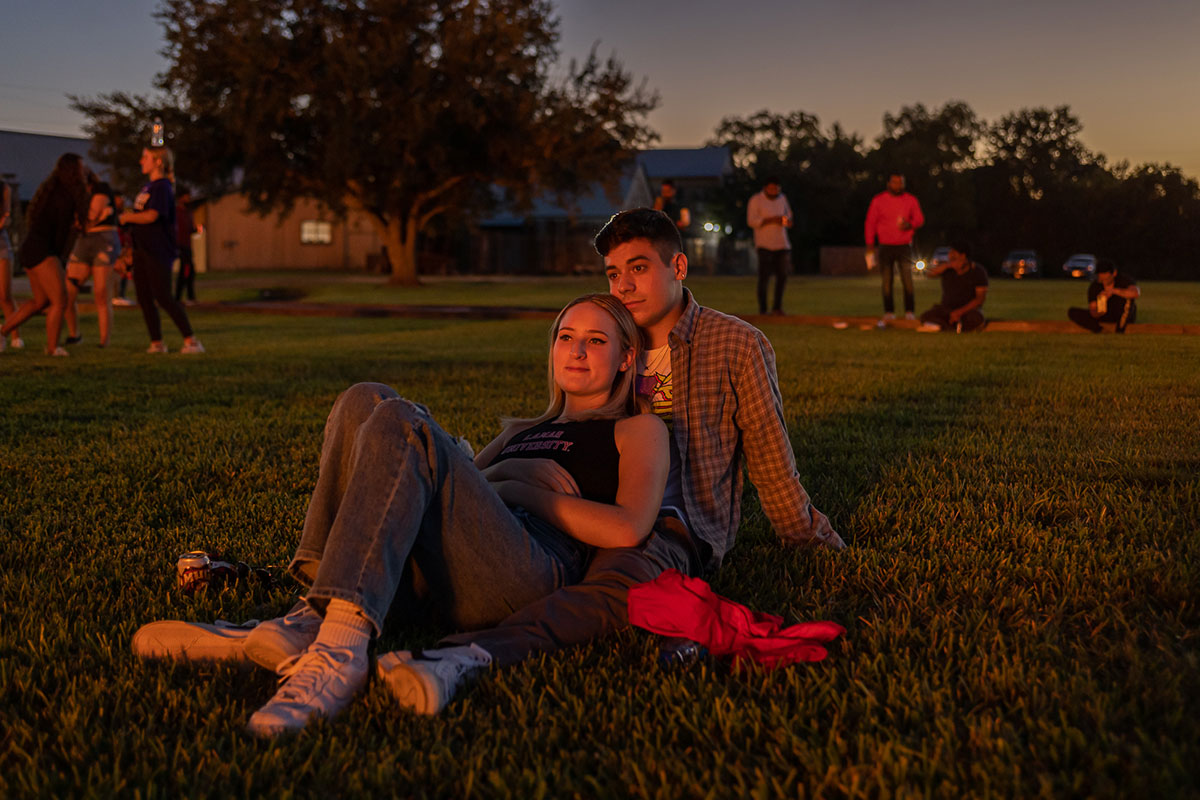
[746,177,794,315]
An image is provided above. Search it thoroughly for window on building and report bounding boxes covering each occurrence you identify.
[300,220,333,245]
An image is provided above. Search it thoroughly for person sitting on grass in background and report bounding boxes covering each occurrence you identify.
[133,294,669,737]
[1067,259,1139,333]
[917,241,989,333]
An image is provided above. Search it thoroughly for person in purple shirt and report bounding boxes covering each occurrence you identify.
[118,147,204,354]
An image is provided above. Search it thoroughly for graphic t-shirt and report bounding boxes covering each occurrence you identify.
[637,344,688,526]
[494,418,619,504]
[130,177,177,266]
[1088,273,1137,318]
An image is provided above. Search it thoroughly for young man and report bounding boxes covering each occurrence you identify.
[917,241,988,333]
[135,209,844,716]
[383,208,843,711]
[1067,259,1139,333]
[652,179,690,231]
[746,177,794,315]
[865,172,924,326]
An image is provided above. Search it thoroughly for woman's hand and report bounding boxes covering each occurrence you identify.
[482,458,580,497]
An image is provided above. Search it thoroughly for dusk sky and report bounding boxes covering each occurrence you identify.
[2,0,1198,178]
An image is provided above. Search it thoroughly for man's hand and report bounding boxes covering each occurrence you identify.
[484,458,579,496]
[948,309,963,323]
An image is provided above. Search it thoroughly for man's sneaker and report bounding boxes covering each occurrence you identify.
[917,322,941,333]
[876,312,895,329]
[49,346,69,357]
[245,644,367,737]
[376,644,492,715]
[147,341,168,354]
[181,338,206,355]
[10,336,24,349]
[904,311,916,321]
[131,618,259,664]
[244,600,323,672]
[113,297,134,307]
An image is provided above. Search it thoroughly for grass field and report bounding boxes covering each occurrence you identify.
[1,279,1198,798]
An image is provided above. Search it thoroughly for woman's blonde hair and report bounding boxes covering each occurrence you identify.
[145,146,175,184]
[506,293,647,427]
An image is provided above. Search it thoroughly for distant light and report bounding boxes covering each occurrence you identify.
[725,225,732,234]
[915,260,926,270]
[703,222,714,232]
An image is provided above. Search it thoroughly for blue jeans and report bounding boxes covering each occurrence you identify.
[289,383,585,635]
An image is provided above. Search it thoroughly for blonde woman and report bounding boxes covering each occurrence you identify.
[118,146,203,354]
[134,294,669,737]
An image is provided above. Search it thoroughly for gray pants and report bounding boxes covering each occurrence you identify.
[290,383,584,635]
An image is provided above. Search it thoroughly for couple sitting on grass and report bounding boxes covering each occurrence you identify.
[133,208,846,737]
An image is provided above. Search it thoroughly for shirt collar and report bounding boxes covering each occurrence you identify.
[669,288,701,347]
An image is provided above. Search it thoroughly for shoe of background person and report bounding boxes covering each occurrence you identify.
[181,338,206,355]
[11,335,24,349]
[244,600,323,672]
[65,334,83,345]
[917,322,941,333]
[904,312,916,321]
[146,341,168,354]
[112,297,134,307]
[49,346,69,356]
[245,644,367,737]
[131,618,259,663]
[876,313,895,329]
[376,644,492,715]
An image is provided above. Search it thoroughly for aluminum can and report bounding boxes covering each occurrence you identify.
[176,551,212,593]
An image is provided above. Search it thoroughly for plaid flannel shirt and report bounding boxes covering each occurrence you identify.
[669,291,845,568]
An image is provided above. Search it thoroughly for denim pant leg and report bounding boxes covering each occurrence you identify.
[290,382,572,634]
[440,516,699,666]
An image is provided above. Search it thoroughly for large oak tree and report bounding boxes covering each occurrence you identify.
[74,0,658,283]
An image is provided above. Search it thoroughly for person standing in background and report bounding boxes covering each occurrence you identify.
[653,179,690,232]
[119,146,204,354]
[1,153,88,356]
[0,177,22,349]
[746,177,794,315]
[174,187,198,304]
[865,172,924,327]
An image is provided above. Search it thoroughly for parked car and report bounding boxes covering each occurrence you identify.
[1000,249,1040,278]
[1062,253,1097,279]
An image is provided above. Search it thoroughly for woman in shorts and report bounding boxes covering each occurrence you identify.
[64,172,122,347]
[0,153,87,356]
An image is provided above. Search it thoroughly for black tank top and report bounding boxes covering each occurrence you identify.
[493,418,620,504]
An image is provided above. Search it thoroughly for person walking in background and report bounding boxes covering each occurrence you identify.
[0,153,88,356]
[118,146,204,354]
[0,177,22,349]
[653,179,691,232]
[174,187,198,304]
[865,172,924,327]
[1067,259,1139,333]
[746,177,794,315]
[64,171,121,348]
[917,241,988,333]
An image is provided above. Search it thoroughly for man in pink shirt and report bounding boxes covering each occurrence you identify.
[864,172,924,327]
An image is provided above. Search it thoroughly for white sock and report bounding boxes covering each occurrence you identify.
[313,598,373,656]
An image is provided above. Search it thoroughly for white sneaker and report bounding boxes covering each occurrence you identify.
[181,338,206,355]
[876,313,895,329]
[147,341,168,354]
[11,336,24,349]
[131,618,259,664]
[376,644,492,715]
[49,346,69,357]
[113,297,134,307]
[904,312,916,321]
[245,644,367,737]
[917,322,941,333]
[244,600,323,672]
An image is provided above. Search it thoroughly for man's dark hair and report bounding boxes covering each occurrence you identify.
[1096,258,1117,274]
[594,208,683,264]
[949,240,973,260]
[889,171,904,179]
[661,178,675,188]
[764,175,781,186]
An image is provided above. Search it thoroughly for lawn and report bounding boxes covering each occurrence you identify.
[1,282,1198,798]
[190,270,1200,325]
